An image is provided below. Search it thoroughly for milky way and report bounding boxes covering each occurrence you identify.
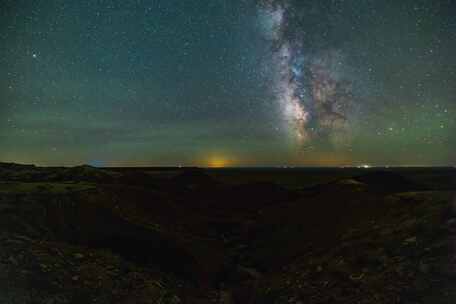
[259,1,356,149]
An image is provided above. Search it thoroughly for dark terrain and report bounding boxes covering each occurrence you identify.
[0,163,455,303]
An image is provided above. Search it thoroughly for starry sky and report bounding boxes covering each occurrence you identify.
[1,0,455,167]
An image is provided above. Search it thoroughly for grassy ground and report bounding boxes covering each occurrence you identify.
[0,163,454,303]
[0,181,95,194]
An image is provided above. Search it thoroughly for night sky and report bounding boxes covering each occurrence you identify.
[1,0,455,167]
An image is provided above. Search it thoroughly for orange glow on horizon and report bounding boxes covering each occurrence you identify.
[206,155,234,168]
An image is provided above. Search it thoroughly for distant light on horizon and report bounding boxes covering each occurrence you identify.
[207,156,231,168]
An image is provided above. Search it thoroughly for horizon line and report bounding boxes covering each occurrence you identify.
[1,161,455,169]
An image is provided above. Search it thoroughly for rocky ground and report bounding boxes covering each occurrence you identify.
[0,163,455,303]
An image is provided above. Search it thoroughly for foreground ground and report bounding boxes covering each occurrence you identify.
[0,163,455,303]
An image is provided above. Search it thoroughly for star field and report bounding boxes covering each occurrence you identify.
[0,0,455,166]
